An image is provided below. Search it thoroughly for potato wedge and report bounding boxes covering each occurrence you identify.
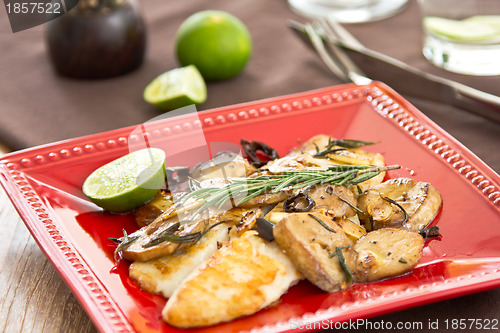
[273,212,355,292]
[358,178,442,231]
[237,190,291,208]
[287,134,385,191]
[354,228,424,282]
[191,151,254,181]
[134,190,175,227]
[265,153,336,173]
[289,134,332,156]
[307,184,358,218]
[121,217,208,262]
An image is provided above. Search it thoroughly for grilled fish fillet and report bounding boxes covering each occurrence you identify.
[129,222,231,298]
[162,231,302,328]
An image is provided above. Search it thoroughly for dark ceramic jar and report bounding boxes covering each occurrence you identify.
[46,0,146,79]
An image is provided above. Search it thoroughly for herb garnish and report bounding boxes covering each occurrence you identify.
[333,245,353,283]
[110,229,140,261]
[380,195,409,225]
[313,148,346,158]
[182,164,400,217]
[308,213,336,233]
[338,196,364,214]
[143,220,230,248]
[313,138,376,158]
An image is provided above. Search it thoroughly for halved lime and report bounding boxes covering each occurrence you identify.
[143,65,207,111]
[83,148,166,212]
[424,16,499,42]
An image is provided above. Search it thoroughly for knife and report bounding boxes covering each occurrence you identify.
[289,20,500,123]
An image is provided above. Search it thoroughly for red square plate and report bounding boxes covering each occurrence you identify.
[1,83,499,333]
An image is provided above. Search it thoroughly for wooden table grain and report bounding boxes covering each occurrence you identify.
[0,149,97,332]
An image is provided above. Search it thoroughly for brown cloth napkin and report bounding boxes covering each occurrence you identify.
[0,0,499,172]
[0,0,499,331]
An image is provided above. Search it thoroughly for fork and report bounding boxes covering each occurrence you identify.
[301,18,500,123]
[304,18,371,85]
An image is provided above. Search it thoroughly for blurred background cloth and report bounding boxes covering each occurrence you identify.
[0,0,499,172]
[0,0,499,331]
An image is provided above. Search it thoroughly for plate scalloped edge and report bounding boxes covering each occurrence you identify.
[1,82,499,333]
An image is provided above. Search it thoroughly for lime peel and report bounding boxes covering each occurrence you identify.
[83,148,166,212]
[143,65,207,111]
[424,16,500,42]
[175,10,252,81]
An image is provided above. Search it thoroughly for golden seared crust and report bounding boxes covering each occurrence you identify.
[273,213,355,292]
[354,228,424,282]
[228,208,261,238]
[162,232,301,328]
[129,222,231,298]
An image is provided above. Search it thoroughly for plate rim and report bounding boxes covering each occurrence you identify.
[1,82,499,333]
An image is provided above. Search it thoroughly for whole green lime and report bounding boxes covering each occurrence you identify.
[175,10,252,81]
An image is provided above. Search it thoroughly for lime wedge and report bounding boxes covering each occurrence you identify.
[464,15,500,30]
[143,65,207,111]
[424,16,499,41]
[83,148,166,212]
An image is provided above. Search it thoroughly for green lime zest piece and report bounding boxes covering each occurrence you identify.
[424,16,500,42]
[83,148,166,212]
[175,10,252,81]
[464,15,500,30]
[143,65,207,111]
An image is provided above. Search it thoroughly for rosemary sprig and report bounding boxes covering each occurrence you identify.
[338,196,364,215]
[329,245,349,257]
[380,195,409,225]
[313,148,346,158]
[330,138,377,149]
[111,229,139,261]
[142,221,182,248]
[308,213,336,233]
[335,246,353,284]
[313,138,377,158]
[183,164,400,216]
[142,220,230,248]
[331,245,353,283]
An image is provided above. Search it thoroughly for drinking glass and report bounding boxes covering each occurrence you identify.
[288,0,409,23]
[418,0,500,75]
